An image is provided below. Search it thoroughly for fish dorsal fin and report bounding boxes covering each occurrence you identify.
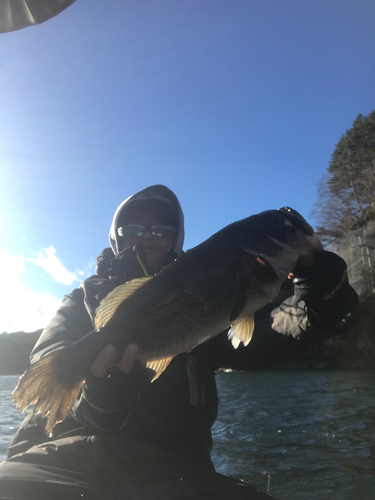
[146,356,174,382]
[95,277,152,329]
[228,313,254,349]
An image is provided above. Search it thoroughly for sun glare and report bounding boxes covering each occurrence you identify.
[0,251,61,333]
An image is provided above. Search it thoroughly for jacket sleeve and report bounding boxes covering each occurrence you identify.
[66,248,159,430]
[197,251,360,370]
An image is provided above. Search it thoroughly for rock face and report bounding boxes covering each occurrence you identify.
[0,330,42,375]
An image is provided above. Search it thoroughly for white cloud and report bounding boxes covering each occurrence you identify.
[2,253,25,278]
[0,251,62,333]
[0,281,61,333]
[0,248,91,332]
[28,246,78,285]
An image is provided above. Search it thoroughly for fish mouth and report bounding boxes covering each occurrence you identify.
[239,208,323,283]
[242,252,280,282]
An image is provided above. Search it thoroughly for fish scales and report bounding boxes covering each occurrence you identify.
[101,256,243,360]
[12,208,321,434]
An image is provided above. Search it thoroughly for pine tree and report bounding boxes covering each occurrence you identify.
[312,111,375,242]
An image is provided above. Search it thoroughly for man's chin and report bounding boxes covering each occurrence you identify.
[142,254,162,274]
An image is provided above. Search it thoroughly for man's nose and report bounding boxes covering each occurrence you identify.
[140,230,155,240]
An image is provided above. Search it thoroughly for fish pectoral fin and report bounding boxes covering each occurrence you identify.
[146,356,174,382]
[95,277,153,329]
[228,313,254,349]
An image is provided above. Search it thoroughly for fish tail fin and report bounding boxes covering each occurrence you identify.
[12,352,84,436]
[228,313,254,349]
[146,356,174,381]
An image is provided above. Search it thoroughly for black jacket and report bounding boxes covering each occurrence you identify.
[7,247,359,468]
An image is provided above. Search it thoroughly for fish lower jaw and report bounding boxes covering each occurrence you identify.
[261,280,282,300]
[244,282,281,314]
[272,266,293,281]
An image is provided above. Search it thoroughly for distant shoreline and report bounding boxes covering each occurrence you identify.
[1,298,375,375]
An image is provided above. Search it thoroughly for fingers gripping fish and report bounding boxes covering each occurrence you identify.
[12,208,321,434]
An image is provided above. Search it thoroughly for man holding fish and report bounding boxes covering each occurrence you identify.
[0,185,359,499]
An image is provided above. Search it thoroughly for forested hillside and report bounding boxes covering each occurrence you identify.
[286,111,375,369]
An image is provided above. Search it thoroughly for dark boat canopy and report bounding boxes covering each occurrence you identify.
[0,0,76,33]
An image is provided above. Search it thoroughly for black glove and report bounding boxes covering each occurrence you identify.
[293,251,347,306]
[293,251,360,332]
[72,362,154,430]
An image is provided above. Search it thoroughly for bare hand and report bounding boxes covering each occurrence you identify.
[90,344,139,378]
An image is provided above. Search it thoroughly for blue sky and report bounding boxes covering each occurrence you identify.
[1,0,374,333]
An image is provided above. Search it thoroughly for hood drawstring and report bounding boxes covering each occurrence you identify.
[135,248,149,277]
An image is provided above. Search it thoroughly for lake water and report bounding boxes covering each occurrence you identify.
[1,371,374,500]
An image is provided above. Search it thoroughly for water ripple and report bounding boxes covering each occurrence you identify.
[1,371,374,500]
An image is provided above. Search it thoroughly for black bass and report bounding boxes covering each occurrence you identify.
[12,207,321,434]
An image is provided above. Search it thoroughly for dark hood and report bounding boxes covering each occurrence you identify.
[108,185,185,256]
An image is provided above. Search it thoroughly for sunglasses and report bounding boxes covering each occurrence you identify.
[117,224,177,239]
